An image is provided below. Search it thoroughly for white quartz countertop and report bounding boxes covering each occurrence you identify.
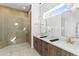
[33,34,79,56]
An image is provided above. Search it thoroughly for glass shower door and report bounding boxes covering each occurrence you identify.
[0,13,28,48]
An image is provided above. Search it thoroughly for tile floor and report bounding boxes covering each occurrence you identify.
[0,43,40,56]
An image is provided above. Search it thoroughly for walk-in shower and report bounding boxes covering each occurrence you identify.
[0,13,31,48]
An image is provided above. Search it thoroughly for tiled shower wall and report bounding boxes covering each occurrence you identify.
[0,7,31,48]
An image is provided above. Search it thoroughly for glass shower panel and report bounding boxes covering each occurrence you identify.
[7,15,16,44]
[0,14,9,48]
[0,13,28,48]
[8,15,27,44]
[15,17,27,44]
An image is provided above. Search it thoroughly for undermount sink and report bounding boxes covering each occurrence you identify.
[40,36,59,42]
[49,38,59,42]
[40,36,47,38]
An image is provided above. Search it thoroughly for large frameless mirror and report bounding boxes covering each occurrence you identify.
[61,9,79,38]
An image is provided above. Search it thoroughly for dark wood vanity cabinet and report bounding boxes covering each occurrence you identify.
[33,36,75,56]
[33,36,49,55]
[33,37,42,55]
[33,37,38,51]
[61,49,75,56]
[42,41,49,56]
[48,44,75,56]
[48,44,62,56]
[38,39,42,55]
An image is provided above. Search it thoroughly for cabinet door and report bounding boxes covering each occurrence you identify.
[61,49,75,56]
[42,41,49,56]
[33,37,39,52]
[55,46,62,56]
[38,39,42,55]
[48,44,56,56]
[48,44,62,56]
[33,37,42,55]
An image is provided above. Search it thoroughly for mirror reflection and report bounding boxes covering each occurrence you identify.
[61,10,79,38]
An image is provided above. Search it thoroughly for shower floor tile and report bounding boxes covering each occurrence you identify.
[0,43,40,56]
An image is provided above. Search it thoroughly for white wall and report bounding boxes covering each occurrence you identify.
[32,3,40,35]
[31,3,40,48]
[40,3,60,16]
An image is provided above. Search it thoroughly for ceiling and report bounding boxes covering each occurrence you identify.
[40,3,60,13]
[40,3,60,16]
[0,3,31,12]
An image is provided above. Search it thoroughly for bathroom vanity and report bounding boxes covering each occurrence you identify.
[33,36,76,56]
